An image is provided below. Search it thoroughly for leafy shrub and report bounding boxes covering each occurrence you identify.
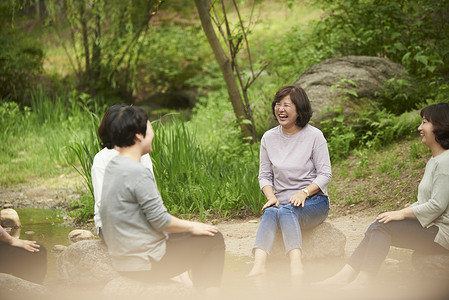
[0,28,44,103]
[312,0,449,78]
[321,104,421,161]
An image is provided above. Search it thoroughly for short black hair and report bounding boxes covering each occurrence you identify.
[271,85,313,127]
[106,105,148,149]
[98,104,127,149]
[420,102,449,149]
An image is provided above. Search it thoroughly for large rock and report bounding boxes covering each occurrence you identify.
[0,273,51,300]
[411,252,449,279]
[56,240,118,285]
[294,55,407,124]
[103,276,195,300]
[271,221,346,260]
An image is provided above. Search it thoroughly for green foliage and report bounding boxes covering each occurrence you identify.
[0,89,105,186]
[321,104,421,161]
[312,0,449,78]
[152,117,264,219]
[0,26,44,103]
[139,25,210,92]
[46,0,164,98]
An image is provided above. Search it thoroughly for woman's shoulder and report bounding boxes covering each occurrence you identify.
[434,150,449,173]
[93,148,118,165]
[262,125,281,139]
[303,124,326,139]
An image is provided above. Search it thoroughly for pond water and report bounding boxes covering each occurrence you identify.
[16,207,74,285]
[12,208,449,300]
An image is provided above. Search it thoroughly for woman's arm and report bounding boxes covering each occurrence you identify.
[261,185,279,210]
[163,216,218,236]
[377,207,416,223]
[0,226,40,252]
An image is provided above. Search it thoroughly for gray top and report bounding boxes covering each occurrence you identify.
[413,150,449,250]
[100,156,172,271]
[258,125,332,205]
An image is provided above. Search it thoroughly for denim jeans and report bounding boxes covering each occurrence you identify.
[348,218,449,274]
[253,194,329,255]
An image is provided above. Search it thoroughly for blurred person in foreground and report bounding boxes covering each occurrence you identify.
[0,224,47,284]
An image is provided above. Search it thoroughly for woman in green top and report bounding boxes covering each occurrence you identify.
[317,102,449,289]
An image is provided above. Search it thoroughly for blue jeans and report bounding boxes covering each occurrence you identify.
[253,195,329,255]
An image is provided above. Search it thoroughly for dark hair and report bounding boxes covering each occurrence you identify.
[271,85,313,127]
[98,104,127,149]
[104,105,148,149]
[420,102,449,149]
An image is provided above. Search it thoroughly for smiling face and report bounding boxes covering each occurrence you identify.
[418,118,436,148]
[274,95,299,130]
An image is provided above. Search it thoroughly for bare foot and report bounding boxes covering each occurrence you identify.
[246,265,266,277]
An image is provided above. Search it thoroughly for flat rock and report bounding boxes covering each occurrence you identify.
[0,273,51,300]
[271,221,346,260]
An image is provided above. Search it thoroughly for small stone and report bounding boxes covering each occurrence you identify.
[52,245,68,254]
[68,229,95,244]
[248,220,258,224]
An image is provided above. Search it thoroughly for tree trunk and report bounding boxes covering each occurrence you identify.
[194,0,257,143]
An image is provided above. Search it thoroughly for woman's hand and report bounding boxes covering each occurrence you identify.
[11,238,40,252]
[189,221,219,236]
[289,192,307,207]
[377,210,406,223]
[262,196,279,211]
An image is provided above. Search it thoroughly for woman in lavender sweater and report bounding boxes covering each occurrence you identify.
[248,85,332,280]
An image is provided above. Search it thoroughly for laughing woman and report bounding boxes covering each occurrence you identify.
[316,102,449,288]
[248,85,332,280]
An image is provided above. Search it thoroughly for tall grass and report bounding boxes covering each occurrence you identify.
[0,88,104,187]
[152,117,264,219]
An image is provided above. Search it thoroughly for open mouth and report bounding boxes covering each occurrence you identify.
[278,114,288,121]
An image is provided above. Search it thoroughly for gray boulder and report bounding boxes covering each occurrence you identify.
[0,273,52,300]
[294,55,407,124]
[104,276,195,300]
[271,221,346,260]
[411,252,449,279]
[56,240,118,285]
